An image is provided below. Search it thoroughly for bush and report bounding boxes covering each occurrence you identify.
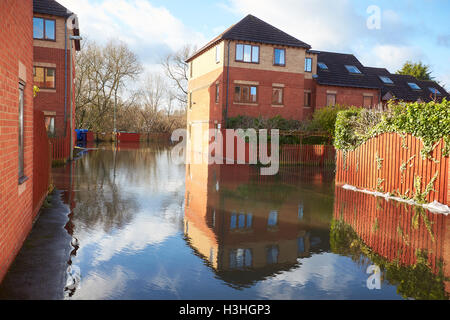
[310,104,350,137]
[227,115,306,131]
[334,99,450,158]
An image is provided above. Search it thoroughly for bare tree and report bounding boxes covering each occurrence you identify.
[75,39,142,131]
[161,44,196,107]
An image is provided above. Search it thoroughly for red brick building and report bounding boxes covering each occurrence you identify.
[0,0,34,282]
[186,14,449,131]
[33,0,80,140]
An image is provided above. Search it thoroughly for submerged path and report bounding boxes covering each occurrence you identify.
[0,191,72,300]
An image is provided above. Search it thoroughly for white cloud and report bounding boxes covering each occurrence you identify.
[359,44,425,72]
[59,0,207,66]
[223,0,424,69]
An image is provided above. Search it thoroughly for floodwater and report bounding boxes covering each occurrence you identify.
[1,142,449,299]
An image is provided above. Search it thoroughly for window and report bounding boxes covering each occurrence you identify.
[379,76,393,84]
[266,245,279,264]
[304,91,311,107]
[229,248,252,269]
[44,116,55,136]
[326,93,336,106]
[363,95,373,108]
[268,210,278,227]
[235,44,259,63]
[318,62,328,70]
[273,48,285,66]
[189,92,192,109]
[408,82,421,90]
[305,57,312,72]
[33,66,56,89]
[298,203,304,220]
[298,237,305,254]
[272,87,283,105]
[230,212,253,230]
[33,17,55,40]
[234,85,257,103]
[345,65,361,74]
[429,87,441,95]
[215,45,220,63]
[18,83,25,180]
[215,83,219,103]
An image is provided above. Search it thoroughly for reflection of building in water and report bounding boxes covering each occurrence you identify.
[333,186,450,299]
[184,162,334,287]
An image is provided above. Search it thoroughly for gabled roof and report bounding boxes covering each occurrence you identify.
[186,14,310,62]
[33,0,72,17]
[316,51,381,89]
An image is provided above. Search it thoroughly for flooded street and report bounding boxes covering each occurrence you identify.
[1,142,449,300]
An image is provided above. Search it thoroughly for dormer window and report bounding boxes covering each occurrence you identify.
[408,82,421,90]
[318,62,328,70]
[345,65,361,74]
[429,87,441,95]
[379,76,393,84]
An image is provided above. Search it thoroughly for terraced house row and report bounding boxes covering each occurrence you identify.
[0,0,80,282]
[186,14,449,131]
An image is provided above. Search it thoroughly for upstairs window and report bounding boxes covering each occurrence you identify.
[379,76,393,84]
[33,66,56,89]
[317,62,328,70]
[215,45,220,63]
[408,82,421,90]
[234,85,257,103]
[274,48,286,66]
[345,65,361,74]
[236,44,259,63]
[305,57,312,72]
[429,87,441,95]
[33,17,55,40]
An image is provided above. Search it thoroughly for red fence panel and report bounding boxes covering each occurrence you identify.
[336,133,449,205]
[32,111,51,216]
[280,144,336,166]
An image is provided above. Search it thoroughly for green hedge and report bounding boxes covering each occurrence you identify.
[334,99,450,158]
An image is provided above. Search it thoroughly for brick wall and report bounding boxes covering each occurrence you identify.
[0,0,34,283]
[33,46,72,137]
[226,66,306,121]
[316,84,380,109]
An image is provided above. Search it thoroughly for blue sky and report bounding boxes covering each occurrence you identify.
[59,0,450,88]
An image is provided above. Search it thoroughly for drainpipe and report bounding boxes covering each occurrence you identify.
[224,40,231,128]
[69,35,83,161]
[64,18,68,135]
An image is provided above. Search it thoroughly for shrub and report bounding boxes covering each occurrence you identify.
[334,99,450,158]
[310,104,350,137]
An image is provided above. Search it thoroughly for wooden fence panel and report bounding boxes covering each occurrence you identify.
[336,133,449,205]
[32,111,51,215]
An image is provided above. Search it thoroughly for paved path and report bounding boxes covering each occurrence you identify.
[0,190,72,300]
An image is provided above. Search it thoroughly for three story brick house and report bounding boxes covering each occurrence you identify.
[186,14,449,132]
[33,0,80,139]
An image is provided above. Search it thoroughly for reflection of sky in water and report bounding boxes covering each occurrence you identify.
[64,144,446,300]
